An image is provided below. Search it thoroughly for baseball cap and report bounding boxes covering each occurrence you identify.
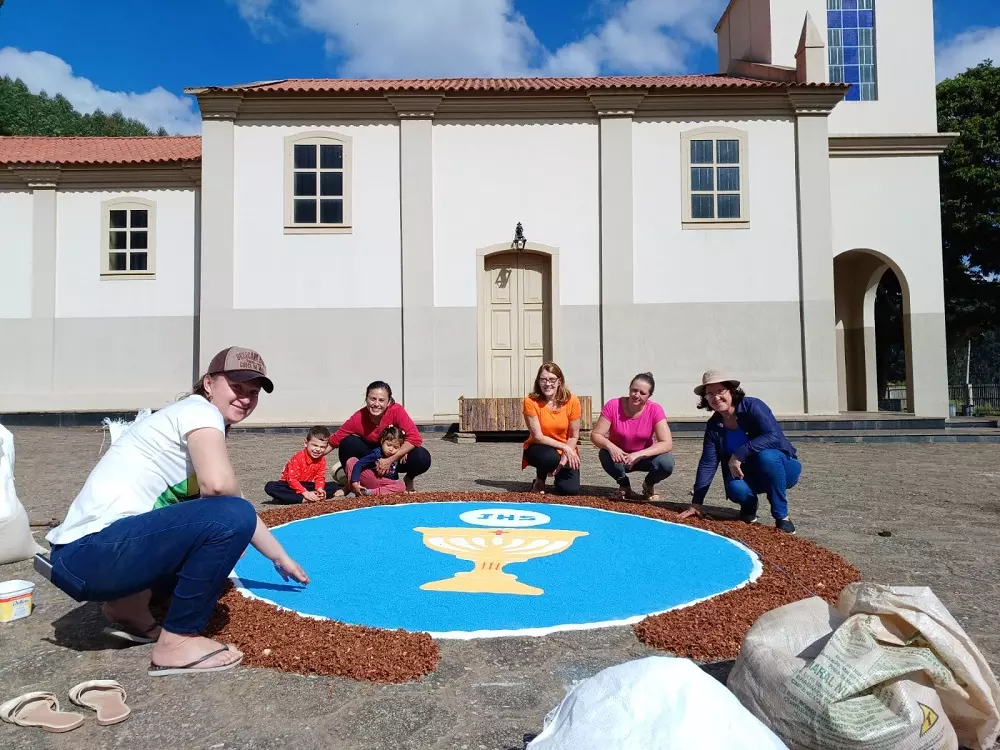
[207,346,274,393]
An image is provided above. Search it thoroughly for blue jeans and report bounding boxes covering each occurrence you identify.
[724,449,801,520]
[598,449,675,487]
[50,496,258,635]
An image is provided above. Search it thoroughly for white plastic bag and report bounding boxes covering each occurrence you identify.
[0,423,44,565]
[728,583,1000,750]
[101,408,152,446]
[527,656,788,750]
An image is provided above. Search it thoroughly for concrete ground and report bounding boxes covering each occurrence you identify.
[2,427,999,750]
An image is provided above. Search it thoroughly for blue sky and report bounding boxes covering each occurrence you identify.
[0,0,998,134]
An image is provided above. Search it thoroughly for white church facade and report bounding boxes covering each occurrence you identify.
[0,0,954,424]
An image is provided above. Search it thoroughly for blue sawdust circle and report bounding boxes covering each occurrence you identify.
[232,502,760,638]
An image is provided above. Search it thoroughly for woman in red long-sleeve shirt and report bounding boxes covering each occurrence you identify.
[327,380,432,492]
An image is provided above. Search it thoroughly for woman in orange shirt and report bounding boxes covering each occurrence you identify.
[522,362,582,495]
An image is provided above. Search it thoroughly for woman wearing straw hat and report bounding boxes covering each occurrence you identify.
[678,370,800,533]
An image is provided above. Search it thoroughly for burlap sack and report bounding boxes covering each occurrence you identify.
[728,583,1000,750]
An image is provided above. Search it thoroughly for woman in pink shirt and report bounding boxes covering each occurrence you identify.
[590,372,674,501]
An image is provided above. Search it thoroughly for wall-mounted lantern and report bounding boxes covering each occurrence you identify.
[511,222,527,251]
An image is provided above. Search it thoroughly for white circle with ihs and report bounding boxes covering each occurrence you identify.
[459,508,550,527]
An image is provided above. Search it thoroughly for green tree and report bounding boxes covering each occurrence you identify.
[875,269,906,398]
[947,331,1000,385]
[937,61,1000,352]
[0,76,163,136]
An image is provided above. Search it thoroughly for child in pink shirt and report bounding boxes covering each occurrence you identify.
[345,426,408,497]
[590,372,675,501]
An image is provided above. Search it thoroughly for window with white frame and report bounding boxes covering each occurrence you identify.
[682,128,749,226]
[284,132,353,233]
[101,198,155,277]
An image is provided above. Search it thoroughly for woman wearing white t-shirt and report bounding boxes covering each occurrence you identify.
[46,347,309,677]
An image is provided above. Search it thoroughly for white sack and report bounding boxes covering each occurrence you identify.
[0,423,44,565]
[527,656,787,750]
[102,408,152,446]
[728,583,1000,750]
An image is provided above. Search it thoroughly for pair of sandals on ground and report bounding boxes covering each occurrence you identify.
[1,681,130,733]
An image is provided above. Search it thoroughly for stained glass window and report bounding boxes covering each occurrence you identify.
[827,0,877,101]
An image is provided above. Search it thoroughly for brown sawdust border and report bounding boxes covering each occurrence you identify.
[206,491,860,683]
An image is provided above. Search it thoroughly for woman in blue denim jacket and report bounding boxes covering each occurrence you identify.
[678,370,800,533]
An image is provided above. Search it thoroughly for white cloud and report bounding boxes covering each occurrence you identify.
[229,0,285,40]
[544,0,726,76]
[232,0,275,24]
[260,0,726,79]
[936,26,1000,82]
[294,0,540,78]
[0,47,201,135]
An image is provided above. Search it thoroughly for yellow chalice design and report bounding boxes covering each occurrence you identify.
[413,527,588,596]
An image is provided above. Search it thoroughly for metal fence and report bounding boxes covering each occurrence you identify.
[948,384,1000,409]
[880,384,1000,413]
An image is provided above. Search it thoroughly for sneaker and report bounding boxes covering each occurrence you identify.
[775,518,796,534]
[739,512,759,524]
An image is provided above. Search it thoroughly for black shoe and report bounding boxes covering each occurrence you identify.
[775,518,796,534]
[739,512,759,524]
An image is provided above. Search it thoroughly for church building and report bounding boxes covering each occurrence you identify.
[0,0,954,423]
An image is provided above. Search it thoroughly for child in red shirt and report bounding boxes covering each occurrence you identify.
[265,426,343,504]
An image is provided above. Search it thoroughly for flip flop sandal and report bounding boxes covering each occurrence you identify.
[103,621,160,645]
[0,692,85,733]
[610,486,630,500]
[148,644,243,677]
[641,483,660,502]
[68,680,131,726]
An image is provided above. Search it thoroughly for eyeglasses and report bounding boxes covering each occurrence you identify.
[539,377,559,384]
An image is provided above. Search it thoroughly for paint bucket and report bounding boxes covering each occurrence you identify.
[0,580,35,623]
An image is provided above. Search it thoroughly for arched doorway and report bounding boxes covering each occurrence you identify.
[476,248,556,398]
[874,269,906,409]
[834,249,912,413]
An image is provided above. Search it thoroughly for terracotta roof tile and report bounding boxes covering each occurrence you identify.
[189,75,837,95]
[0,136,202,166]
[2,77,843,168]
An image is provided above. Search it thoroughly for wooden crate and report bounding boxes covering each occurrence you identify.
[458,396,593,433]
